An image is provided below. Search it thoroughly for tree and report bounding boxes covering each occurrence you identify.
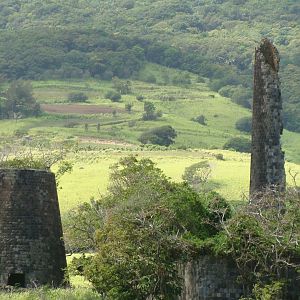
[139,125,177,146]
[192,115,207,125]
[125,103,133,113]
[105,90,121,102]
[112,77,132,95]
[182,161,212,192]
[68,156,227,299]
[1,81,40,119]
[235,116,252,133]
[142,101,159,121]
[223,137,251,153]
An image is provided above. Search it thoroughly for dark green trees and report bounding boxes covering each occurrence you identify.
[0,81,40,119]
[139,125,177,146]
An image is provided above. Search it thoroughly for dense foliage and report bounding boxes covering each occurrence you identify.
[139,125,177,146]
[0,81,40,119]
[223,189,300,298]
[223,136,251,153]
[235,116,252,133]
[0,0,298,130]
[66,156,229,299]
[65,156,300,299]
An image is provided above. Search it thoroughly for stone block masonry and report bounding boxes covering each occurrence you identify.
[250,38,285,197]
[0,169,67,287]
[178,256,244,300]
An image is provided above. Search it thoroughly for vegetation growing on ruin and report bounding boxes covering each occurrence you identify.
[64,157,300,299]
[65,156,231,299]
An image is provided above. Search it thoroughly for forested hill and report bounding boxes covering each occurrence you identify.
[0,0,299,131]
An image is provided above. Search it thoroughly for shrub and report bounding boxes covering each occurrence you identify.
[139,125,177,146]
[235,117,252,133]
[223,137,251,153]
[142,101,160,120]
[192,115,207,125]
[67,92,88,102]
[105,90,121,102]
[136,95,144,101]
[125,103,133,113]
[215,153,224,160]
[112,77,132,94]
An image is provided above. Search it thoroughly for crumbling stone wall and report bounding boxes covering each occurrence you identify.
[178,256,300,300]
[250,38,285,196]
[178,256,244,300]
[0,169,67,287]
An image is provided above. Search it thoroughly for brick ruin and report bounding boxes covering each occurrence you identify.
[250,38,285,197]
[0,169,67,288]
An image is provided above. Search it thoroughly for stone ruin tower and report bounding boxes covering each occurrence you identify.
[250,38,285,197]
[0,169,67,287]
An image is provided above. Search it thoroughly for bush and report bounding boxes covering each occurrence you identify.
[136,95,144,101]
[112,77,132,94]
[215,153,224,160]
[142,101,160,121]
[192,115,207,125]
[235,117,252,133]
[105,90,122,102]
[223,137,251,153]
[139,125,177,146]
[67,92,88,102]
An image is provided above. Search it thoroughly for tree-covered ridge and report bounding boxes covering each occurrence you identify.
[0,0,299,131]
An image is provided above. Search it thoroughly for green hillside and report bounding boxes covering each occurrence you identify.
[0,0,299,131]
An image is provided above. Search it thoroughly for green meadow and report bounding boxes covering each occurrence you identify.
[57,149,300,214]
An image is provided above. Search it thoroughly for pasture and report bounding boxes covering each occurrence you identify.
[57,148,300,214]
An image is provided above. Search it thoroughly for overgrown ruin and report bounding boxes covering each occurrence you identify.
[250,38,285,197]
[0,169,67,288]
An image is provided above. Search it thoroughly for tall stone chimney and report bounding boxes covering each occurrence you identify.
[250,38,285,197]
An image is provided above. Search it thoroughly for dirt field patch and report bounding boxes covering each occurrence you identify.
[80,137,135,147]
[41,104,124,114]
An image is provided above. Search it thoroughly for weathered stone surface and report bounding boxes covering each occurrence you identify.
[178,256,300,300]
[250,38,285,197]
[178,256,244,300]
[0,169,67,287]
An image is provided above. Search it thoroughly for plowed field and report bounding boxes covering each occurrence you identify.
[41,104,124,114]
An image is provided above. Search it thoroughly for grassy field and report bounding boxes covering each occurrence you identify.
[57,148,300,214]
[0,288,100,300]
[1,68,299,163]
[0,68,299,213]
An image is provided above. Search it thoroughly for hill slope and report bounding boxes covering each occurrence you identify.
[0,0,299,131]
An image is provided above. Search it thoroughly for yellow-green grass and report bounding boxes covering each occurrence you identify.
[57,149,300,214]
[0,288,99,300]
